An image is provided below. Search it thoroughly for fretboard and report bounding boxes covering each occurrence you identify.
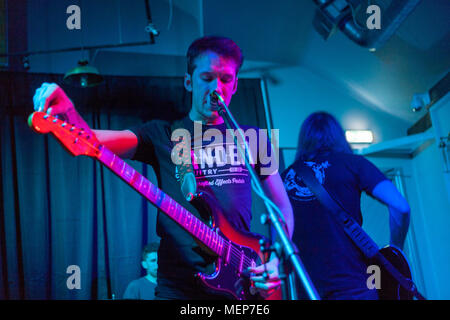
[97,146,226,256]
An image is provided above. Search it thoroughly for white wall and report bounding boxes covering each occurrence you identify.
[408,95,450,299]
[361,155,430,299]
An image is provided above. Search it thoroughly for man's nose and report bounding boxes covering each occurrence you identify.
[210,78,223,92]
[210,84,225,100]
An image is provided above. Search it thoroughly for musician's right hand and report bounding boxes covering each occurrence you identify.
[33,82,75,117]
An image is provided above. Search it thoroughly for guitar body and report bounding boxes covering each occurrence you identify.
[191,192,281,300]
[373,246,414,300]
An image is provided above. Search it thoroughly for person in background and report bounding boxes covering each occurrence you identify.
[281,111,410,300]
[123,242,159,300]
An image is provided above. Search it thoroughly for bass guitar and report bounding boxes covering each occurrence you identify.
[371,245,416,300]
[28,111,280,300]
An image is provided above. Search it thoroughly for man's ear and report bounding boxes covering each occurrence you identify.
[232,76,238,94]
[184,73,193,92]
[141,261,148,270]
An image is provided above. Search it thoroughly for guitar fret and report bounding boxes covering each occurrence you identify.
[182,210,188,227]
[210,232,217,253]
[187,215,193,231]
[137,175,144,191]
[219,238,224,255]
[180,207,187,226]
[172,203,180,221]
[110,153,116,168]
[166,198,174,218]
[185,212,191,229]
[187,215,192,232]
[141,180,150,200]
[225,241,232,264]
[214,234,220,254]
[215,236,221,255]
[120,160,127,176]
[204,226,209,244]
[238,250,244,274]
[205,229,211,248]
[179,208,188,224]
[173,201,179,220]
[125,166,135,184]
[187,211,194,232]
[198,223,204,242]
[192,216,198,238]
[179,206,186,225]
[149,183,158,203]
[113,157,123,174]
[155,189,164,208]
[196,219,201,240]
[182,212,187,228]
[216,238,222,255]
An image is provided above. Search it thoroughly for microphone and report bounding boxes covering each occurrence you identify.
[210,91,226,113]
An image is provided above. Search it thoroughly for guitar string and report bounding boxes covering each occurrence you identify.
[225,241,255,270]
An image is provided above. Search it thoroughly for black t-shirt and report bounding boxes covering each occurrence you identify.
[129,116,274,298]
[123,277,156,300]
[280,152,387,299]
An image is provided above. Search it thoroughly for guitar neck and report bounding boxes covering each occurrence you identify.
[96,146,226,256]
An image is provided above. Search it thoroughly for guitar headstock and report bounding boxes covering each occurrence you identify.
[28,111,101,158]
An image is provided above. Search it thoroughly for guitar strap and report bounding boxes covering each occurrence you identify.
[294,160,426,300]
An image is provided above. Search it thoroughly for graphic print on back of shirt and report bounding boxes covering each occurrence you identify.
[283,161,331,201]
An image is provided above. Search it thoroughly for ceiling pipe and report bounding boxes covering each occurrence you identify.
[312,0,422,51]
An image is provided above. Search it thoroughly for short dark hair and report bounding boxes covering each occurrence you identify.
[141,242,159,261]
[186,35,244,76]
[296,112,353,161]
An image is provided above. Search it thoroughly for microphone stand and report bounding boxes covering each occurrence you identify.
[214,93,320,300]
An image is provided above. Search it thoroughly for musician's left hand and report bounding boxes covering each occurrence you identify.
[248,255,281,298]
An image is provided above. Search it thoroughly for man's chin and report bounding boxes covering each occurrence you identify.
[203,108,220,117]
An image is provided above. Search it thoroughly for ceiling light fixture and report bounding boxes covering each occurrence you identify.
[345,129,374,144]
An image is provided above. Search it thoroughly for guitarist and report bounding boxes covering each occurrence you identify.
[32,36,294,300]
[281,112,411,300]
